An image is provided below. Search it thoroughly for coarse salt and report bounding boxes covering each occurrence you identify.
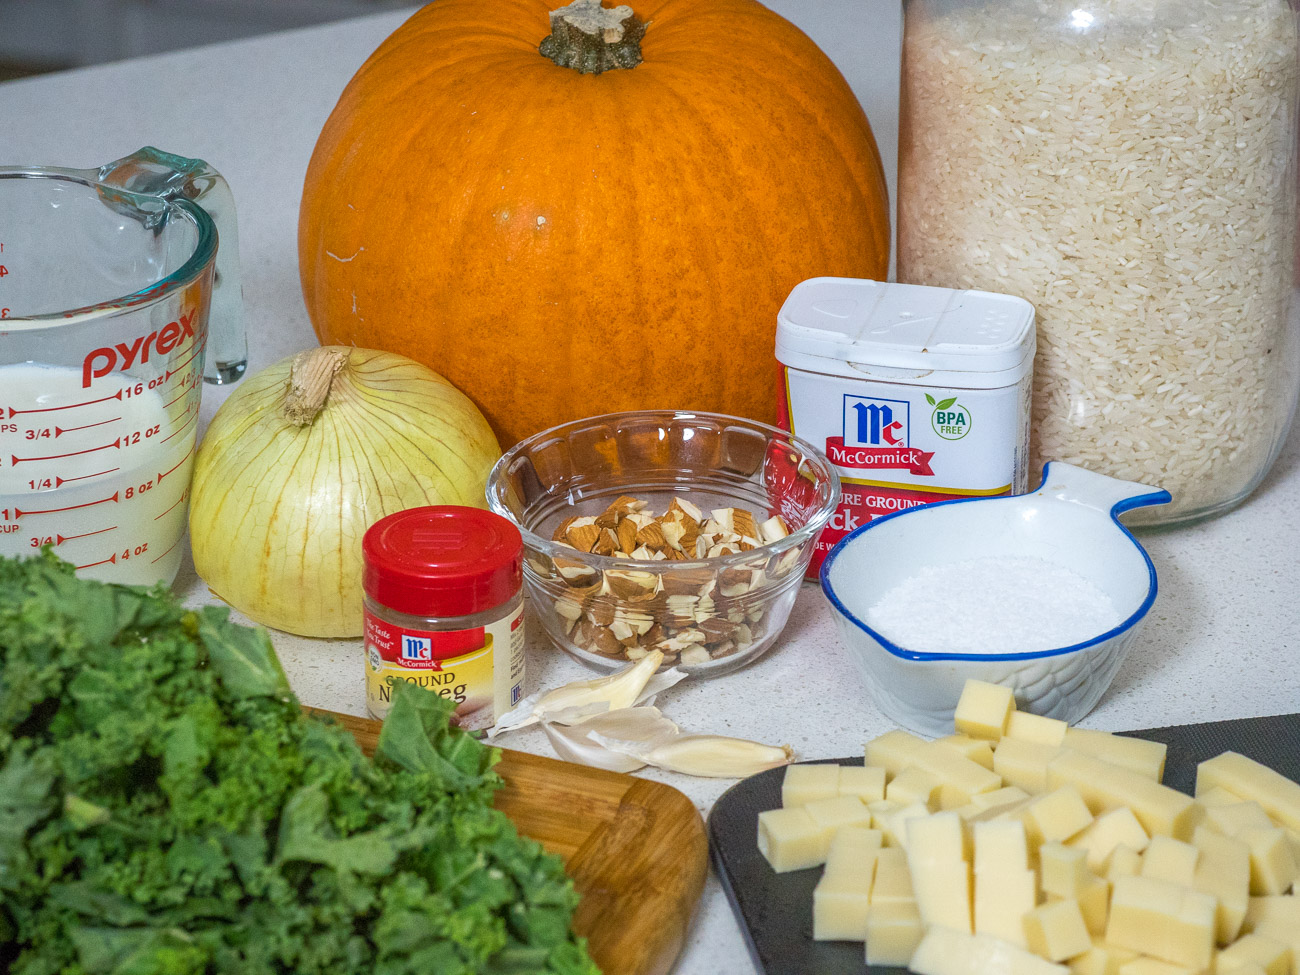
[866,556,1122,654]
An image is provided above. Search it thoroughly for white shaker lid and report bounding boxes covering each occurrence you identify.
[776,277,1036,388]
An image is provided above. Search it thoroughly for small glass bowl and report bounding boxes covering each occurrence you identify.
[485,410,840,677]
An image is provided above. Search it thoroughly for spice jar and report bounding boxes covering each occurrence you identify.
[897,0,1300,525]
[362,506,525,729]
[776,277,1036,576]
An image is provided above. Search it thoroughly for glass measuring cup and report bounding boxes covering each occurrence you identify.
[0,147,246,587]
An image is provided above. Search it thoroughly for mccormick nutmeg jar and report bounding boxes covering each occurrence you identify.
[776,277,1036,577]
[362,506,525,729]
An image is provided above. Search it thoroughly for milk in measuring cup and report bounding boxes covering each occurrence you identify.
[0,364,198,586]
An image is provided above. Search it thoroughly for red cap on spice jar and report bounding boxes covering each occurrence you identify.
[362,506,522,618]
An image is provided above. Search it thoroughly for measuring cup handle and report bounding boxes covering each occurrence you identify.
[97,147,248,385]
[1034,461,1173,520]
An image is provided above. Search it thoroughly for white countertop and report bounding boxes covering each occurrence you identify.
[3,5,1299,973]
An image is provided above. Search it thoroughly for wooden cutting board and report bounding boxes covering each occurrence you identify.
[310,708,709,975]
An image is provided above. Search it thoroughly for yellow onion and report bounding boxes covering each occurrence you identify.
[189,346,500,637]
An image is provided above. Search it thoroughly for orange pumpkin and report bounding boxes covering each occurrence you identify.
[299,0,889,448]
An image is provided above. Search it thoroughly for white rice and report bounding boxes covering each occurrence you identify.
[898,0,1299,523]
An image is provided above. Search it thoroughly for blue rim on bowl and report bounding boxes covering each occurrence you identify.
[818,461,1171,663]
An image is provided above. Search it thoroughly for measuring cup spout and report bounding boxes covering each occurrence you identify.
[96,147,247,385]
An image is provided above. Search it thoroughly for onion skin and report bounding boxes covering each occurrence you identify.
[189,346,500,637]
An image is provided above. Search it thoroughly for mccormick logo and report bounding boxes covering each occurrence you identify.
[825,394,935,476]
[401,635,434,662]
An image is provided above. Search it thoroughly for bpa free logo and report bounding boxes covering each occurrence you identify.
[926,393,972,441]
[843,395,908,448]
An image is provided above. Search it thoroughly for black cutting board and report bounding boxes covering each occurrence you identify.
[707,712,1300,975]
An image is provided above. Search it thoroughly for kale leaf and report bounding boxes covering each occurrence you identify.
[0,550,599,975]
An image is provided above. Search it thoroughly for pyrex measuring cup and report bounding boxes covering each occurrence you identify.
[0,147,246,587]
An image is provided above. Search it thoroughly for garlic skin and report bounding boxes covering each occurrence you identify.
[189,347,499,637]
[542,706,680,772]
[487,651,685,736]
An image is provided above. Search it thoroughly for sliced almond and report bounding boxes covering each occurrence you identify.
[586,600,616,627]
[770,547,802,578]
[719,567,759,597]
[758,515,790,543]
[660,567,716,596]
[665,594,699,624]
[555,556,599,589]
[593,527,619,556]
[680,645,712,666]
[626,511,656,530]
[629,545,656,561]
[605,569,658,600]
[554,595,585,622]
[552,515,579,542]
[566,523,602,553]
[674,497,704,523]
[731,509,759,542]
[698,617,737,642]
[659,519,687,551]
[592,626,626,657]
[616,518,638,555]
[709,508,735,532]
[634,521,667,551]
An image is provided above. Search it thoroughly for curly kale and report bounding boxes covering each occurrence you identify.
[0,550,599,975]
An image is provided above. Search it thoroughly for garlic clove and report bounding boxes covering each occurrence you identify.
[593,730,794,778]
[487,651,683,737]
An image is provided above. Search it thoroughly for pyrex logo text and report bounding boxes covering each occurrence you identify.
[843,394,908,448]
[80,309,197,388]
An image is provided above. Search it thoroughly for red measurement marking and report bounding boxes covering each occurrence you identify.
[160,410,198,445]
[57,526,118,544]
[154,488,189,521]
[164,387,190,410]
[15,491,119,517]
[12,438,120,464]
[170,340,202,376]
[157,443,194,483]
[150,534,183,565]
[76,553,117,570]
[56,417,121,436]
[9,388,122,417]
[56,468,120,486]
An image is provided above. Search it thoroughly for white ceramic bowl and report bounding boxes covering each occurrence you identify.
[820,462,1170,737]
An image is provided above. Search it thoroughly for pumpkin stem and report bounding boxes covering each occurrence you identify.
[540,0,645,74]
[284,346,349,426]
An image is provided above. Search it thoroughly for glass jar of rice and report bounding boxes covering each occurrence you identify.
[897,0,1300,525]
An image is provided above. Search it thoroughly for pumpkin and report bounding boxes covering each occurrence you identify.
[299,0,889,448]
